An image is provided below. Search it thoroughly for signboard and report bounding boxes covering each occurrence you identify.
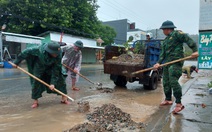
[198,32,212,69]
[199,0,212,31]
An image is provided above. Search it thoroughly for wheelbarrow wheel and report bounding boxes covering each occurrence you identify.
[114,75,127,87]
[144,72,158,90]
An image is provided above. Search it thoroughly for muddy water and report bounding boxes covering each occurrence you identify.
[0,64,165,132]
[1,61,197,132]
[0,86,164,132]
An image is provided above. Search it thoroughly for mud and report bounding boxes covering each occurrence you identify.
[106,54,144,65]
[0,64,163,132]
[77,101,90,113]
[96,87,114,93]
[64,103,145,132]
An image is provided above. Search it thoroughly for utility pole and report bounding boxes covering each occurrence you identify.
[0,32,2,62]
[0,12,11,62]
[0,24,6,62]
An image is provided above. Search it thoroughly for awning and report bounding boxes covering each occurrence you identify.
[2,32,44,44]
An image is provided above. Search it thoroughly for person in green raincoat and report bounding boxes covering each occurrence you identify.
[13,42,70,108]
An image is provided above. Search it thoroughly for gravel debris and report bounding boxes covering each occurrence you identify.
[64,103,145,132]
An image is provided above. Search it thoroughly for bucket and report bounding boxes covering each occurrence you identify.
[3,61,13,68]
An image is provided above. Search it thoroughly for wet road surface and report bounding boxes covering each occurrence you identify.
[0,64,164,132]
[161,70,212,132]
[145,60,212,132]
[0,61,204,132]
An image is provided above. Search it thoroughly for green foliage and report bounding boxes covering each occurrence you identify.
[96,22,116,45]
[207,81,212,88]
[120,36,135,54]
[0,0,116,43]
[134,41,143,54]
[128,36,133,42]
[123,42,130,51]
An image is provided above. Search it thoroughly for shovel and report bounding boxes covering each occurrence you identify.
[62,64,102,88]
[8,61,74,101]
[123,56,196,76]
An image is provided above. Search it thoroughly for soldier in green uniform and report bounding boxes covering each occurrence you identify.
[153,20,199,114]
[13,42,70,108]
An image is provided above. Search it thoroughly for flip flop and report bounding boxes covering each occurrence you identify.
[61,100,71,105]
[172,105,185,114]
[31,103,39,108]
[72,87,80,91]
[160,100,173,106]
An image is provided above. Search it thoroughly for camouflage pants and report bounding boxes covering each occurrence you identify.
[162,62,183,103]
[31,64,67,100]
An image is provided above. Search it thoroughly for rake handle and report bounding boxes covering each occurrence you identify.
[132,56,194,75]
[62,64,95,85]
[8,61,74,101]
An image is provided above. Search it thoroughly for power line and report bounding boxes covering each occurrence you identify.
[98,0,150,29]
[111,0,149,27]
[97,10,116,20]
[104,1,144,22]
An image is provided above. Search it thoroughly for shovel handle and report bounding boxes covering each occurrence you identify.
[62,64,95,85]
[8,61,74,101]
[132,56,194,75]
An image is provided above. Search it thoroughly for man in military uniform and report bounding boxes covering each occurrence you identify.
[153,20,198,114]
[13,42,70,108]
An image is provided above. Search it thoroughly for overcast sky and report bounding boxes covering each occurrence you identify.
[96,0,199,35]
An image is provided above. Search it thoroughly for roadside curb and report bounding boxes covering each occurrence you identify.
[162,70,212,131]
[145,76,199,132]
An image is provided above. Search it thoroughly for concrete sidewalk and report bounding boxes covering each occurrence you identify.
[145,70,212,132]
[162,70,212,132]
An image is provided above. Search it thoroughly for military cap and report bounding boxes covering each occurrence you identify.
[45,42,61,55]
[160,20,176,29]
[74,40,84,48]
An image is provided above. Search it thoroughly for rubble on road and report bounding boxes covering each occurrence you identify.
[77,101,90,113]
[97,87,114,93]
[63,122,106,132]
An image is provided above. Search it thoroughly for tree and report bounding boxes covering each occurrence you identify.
[0,0,116,44]
[96,22,116,46]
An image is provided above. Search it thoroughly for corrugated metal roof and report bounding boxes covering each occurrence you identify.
[2,32,44,39]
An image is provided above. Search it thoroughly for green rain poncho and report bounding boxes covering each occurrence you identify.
[14,43,67,99]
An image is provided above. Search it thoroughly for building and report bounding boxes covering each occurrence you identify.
[103,19,147,47]
[0,32,44,61]
[127,28,146,47]
[39,31,104,63]
[103,19,137,44]
[0,31,104,66]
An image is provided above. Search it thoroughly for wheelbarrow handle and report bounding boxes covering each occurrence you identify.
[132,56,194,75]
[8,61,74,101]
